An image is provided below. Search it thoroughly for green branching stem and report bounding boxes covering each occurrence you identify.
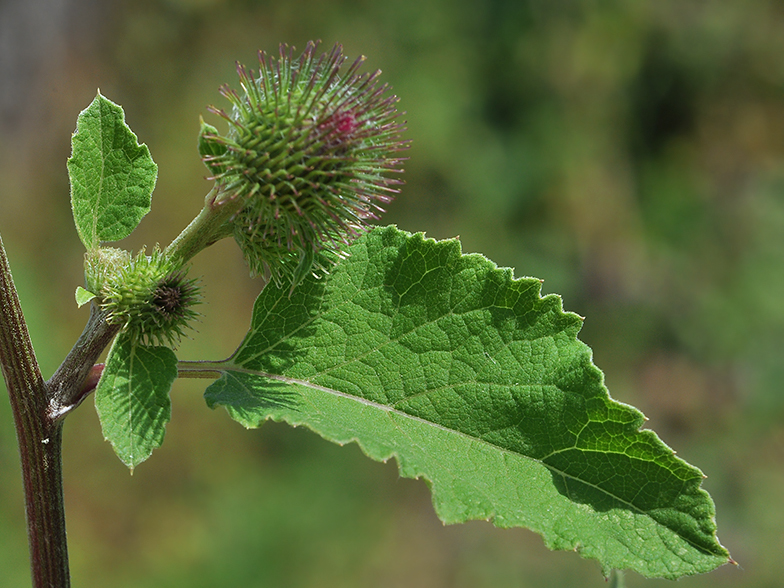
[0,234,70,587]
[164,187,238,268]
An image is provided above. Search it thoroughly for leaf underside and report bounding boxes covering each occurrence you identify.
[95,333,178,470]
[204,226,730,579]
[68,92,157,250]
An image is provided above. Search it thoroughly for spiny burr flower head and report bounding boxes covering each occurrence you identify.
[85,247,201,347]
[199,40,408,287]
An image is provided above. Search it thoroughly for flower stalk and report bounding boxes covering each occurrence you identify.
[164,187,238,267]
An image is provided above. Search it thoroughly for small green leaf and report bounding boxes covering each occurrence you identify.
[198,116,227,176]
[95,332,177,470]
[204,226,731,579]
[68,91,157,250]
[74,286,96,307]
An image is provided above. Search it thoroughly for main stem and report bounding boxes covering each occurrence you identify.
[0,235,70,587]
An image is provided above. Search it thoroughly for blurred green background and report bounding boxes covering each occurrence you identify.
[2,0,783,586]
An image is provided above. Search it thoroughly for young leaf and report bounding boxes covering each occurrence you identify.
[74,286,96,307]
[197,117,227,176]
[95,333,177,470]
[203,226,731,579]
[68,92,157,250]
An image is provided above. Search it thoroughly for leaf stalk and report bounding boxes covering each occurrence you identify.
[177,359,229,379]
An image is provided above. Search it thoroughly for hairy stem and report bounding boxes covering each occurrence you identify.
[165,187,237,267]
[0,234,70,587]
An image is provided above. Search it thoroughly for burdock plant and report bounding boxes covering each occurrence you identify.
[1,42,732,588]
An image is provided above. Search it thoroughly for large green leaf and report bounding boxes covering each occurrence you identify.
[202,226,730,579]
[68,92,157,250]
[95,333,177,470]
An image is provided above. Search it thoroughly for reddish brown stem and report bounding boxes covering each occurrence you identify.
[0,234,70,587]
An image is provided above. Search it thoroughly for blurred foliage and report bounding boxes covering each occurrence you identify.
[2,0,784,586]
